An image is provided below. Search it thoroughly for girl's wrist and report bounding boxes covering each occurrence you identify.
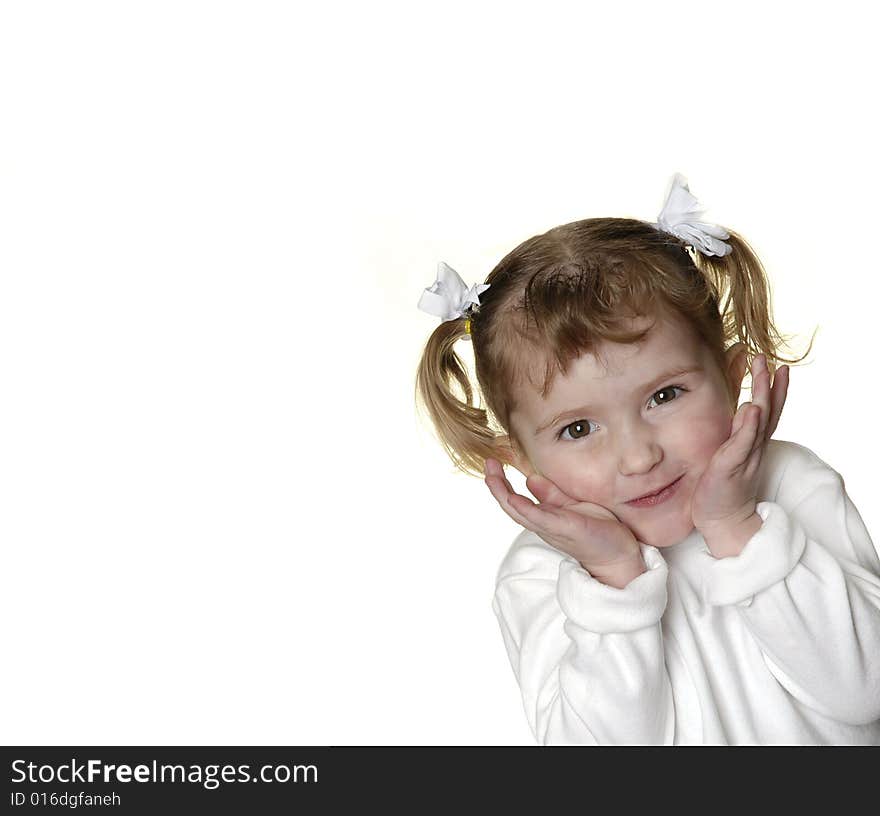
[699,511,762,559]
[580,552,647,589]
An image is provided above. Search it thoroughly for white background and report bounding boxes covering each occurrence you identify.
[1,1,877,745]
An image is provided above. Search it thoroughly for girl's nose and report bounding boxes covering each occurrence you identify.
[616,427,663,477]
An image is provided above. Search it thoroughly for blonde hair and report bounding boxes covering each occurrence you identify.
[415,217,815,477]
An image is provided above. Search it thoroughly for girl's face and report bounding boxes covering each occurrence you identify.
[507,311,749,549]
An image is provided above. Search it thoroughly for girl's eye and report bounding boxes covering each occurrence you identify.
[648,385,687,408]
[556,385,687,442]
[557,419,598,441]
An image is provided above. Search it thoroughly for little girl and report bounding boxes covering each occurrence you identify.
[414,174,880,745]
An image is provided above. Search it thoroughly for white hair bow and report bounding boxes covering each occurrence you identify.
[417,261,490,323]
[654,173,733,257]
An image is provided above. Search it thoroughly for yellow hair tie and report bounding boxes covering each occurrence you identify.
[464,318,472,335]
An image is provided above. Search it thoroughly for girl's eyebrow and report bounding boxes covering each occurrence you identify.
[534,365,703,436]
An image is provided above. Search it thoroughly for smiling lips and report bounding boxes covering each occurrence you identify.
[626,474,685,507]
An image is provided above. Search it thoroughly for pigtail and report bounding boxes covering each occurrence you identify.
[694,229,817,380]
[414,316,501,477]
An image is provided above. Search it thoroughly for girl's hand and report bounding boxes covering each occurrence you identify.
[691,354,790,534]
[484,458,642,573]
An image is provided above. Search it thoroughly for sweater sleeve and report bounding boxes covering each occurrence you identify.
[491,534,674,744]
[696,470,880,726]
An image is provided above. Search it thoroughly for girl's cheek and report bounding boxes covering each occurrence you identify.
[552,468,609,505]
[678,408,733,458]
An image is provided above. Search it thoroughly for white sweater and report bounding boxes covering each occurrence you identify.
[491,439,880,745]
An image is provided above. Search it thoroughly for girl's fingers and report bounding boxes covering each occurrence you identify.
[485,459,514,504]
[730,400,749,437]
[719,401,759,465]
[486,457,517,495]
[485,469,570,541]
[750,355,771,447]
[525,473,572,507]
[484,472,534,530]
[507,493,574,540]
[766,365,789,439]
[507,491,547,520]
[486,457,571,510]
[484,457,502,479]
[728,397,755,443]
[485,468,559,534]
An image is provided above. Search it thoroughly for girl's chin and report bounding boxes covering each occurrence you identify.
[626,491,695,548]
[645,525,698,549]
[630,514,695,549]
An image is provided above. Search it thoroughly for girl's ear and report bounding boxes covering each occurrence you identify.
[724,342,750,405]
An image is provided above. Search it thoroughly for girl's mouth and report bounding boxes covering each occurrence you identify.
[625,474,685,508]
